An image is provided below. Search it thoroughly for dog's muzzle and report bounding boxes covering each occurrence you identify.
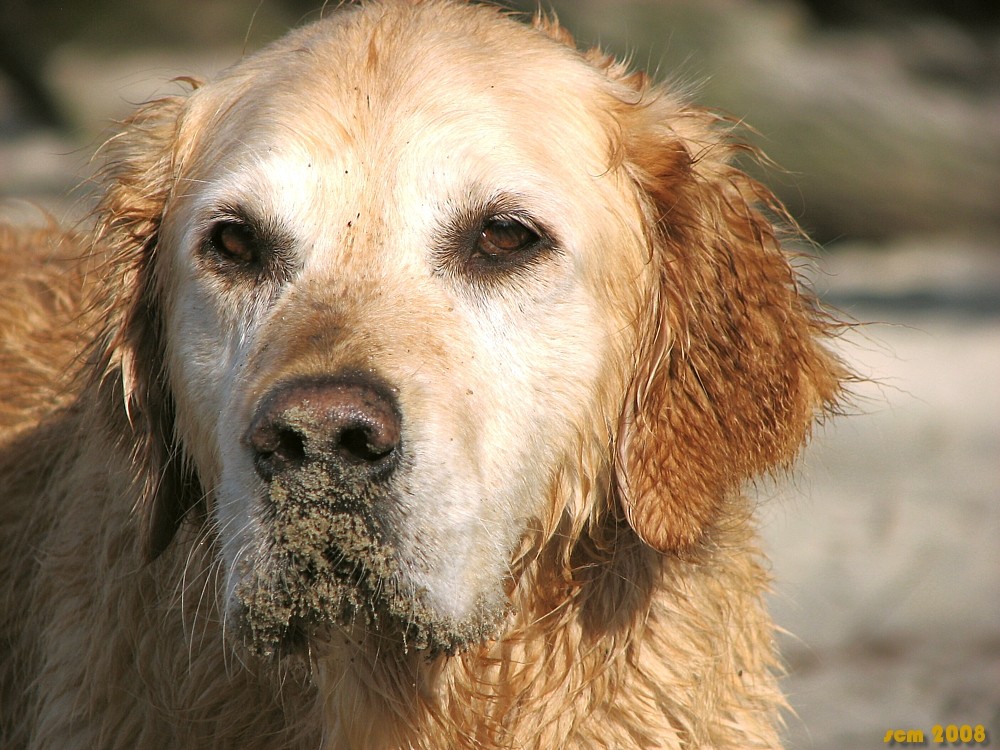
[235,373,405,654]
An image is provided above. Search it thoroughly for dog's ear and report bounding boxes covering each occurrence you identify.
[87,83,202,561]
[612,97,843,553]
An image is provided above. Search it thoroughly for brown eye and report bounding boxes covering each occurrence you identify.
[433,206,556,283]
[209,221,257,264]
[475,218,539,259]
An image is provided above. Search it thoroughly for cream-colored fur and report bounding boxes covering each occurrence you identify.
[0,2,842,748]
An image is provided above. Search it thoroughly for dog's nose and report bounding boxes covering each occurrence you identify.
[246,376,402,483]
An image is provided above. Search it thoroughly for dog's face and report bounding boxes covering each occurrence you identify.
[95,1,838,657]
[149,4,647,653]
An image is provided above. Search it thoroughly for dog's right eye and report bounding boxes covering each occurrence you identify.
[200,212,295,284]
[207,221,259,265]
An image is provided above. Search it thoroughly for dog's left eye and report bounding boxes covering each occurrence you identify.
[475,218,540,260]
[208,221,259,265]
[463,215,552,277]
[435,207,556,283]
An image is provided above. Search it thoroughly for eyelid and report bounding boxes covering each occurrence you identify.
[482,206,547,237]
[486,212,530,227]
[201,204,250,232]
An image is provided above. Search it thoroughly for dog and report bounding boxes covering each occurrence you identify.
[0,1,843,748]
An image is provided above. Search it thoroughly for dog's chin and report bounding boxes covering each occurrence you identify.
[233,558,510,659]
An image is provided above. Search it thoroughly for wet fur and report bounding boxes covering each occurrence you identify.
[0,2,842,748]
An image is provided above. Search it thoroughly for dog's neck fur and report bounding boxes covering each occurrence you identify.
[320,509,782,750]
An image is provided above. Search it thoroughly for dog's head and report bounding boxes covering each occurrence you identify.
[90,0,840,655]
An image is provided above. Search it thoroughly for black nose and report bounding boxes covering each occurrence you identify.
[246,375,402,483]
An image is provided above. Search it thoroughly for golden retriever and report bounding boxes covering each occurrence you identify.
[0,1,843,748]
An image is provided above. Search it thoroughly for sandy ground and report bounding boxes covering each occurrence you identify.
[764,242,1000,748]
[2,55,998,750]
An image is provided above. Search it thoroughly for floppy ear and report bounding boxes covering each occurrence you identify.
[613,97,843,553]
[87,83,203,561]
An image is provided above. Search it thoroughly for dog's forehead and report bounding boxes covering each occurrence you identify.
[182,2,614,186]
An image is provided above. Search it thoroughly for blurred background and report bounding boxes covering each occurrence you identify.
[1,1,997,746]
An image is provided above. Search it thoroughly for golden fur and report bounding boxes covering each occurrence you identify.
[0,2,842,748]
